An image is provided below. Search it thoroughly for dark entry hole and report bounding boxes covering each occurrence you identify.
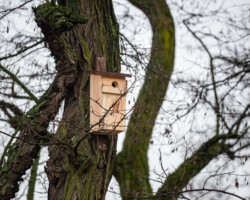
[112,81,118,88]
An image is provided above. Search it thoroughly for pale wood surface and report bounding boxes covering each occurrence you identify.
[90,74,127,134]
[88,70,131,78]
[90,74,102,131]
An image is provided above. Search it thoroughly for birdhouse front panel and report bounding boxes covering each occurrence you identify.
[101,77,126,132]
[89,73,128,135]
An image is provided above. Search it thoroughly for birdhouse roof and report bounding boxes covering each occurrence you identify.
[88,70,131,78]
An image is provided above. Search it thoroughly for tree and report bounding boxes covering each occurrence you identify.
[0,0,249,200]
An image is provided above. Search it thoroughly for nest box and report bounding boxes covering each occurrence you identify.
[89,68,131,135]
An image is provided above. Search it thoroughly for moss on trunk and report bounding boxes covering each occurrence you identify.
[115,0,175,199]
[44,1,120,199]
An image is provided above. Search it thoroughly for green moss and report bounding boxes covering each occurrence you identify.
[115,1,175,199]
[60,35,77,64]
[115,150,152,199]
[34,2,87,33]
[62,127,67,137]
[27,151,40,200]
[63,156,94,200]
[76,30,91,68]
[65,0,81,17]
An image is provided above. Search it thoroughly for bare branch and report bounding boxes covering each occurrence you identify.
[0,0,33,20]
[0,64,39,103]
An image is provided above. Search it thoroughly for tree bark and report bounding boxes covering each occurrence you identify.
[42,0,120,199]
[114,0,175,199]
[0,69,70,200]
[0,0,120,199]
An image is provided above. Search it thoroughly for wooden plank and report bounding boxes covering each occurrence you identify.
[88,70,131,78]
[101,93,126,132]
[102,77,126,90]
[102,86,121,94]
[95,55,106,72]
[90,74,102,131]
[102,77,126,133]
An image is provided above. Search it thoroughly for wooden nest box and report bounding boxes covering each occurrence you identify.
[89,55,131,135]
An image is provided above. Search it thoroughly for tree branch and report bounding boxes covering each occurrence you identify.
[0,100,24,129]
[0,0,33,20]
[0,64,39,103]
[0,40,44,61]
[156,133,239,199]
[115,0,175,198]
[27,150,40,200]
[180,188,246,200]
[183,20,220,135]
[0,2,85,197]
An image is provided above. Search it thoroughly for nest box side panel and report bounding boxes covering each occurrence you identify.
[90,74,102,132]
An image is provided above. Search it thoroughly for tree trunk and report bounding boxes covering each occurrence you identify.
[114,0,175,199]
[36,0,120,199]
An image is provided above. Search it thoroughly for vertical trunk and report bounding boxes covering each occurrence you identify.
[45,1,120,199]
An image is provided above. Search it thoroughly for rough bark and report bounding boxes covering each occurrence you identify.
[114,0,175,199]
[0,65,73,199]
[0,0,120,199]
[0,2,84,198]
[43,0,120,200]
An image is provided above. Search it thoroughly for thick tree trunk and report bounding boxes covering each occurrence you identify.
[42,1,120,199]
[0,0,120,199]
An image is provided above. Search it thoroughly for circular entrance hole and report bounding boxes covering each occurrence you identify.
[112,81,118,88]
